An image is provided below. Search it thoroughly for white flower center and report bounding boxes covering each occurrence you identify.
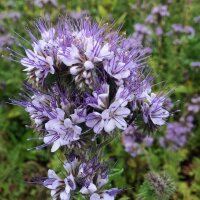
[84,60,94,70]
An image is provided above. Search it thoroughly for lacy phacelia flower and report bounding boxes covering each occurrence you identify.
[11,17,172,199]
[34,154,120,200]
[37,169,75,200]
[142,93,170,128]
[13,17,171,149]
[145,5,169,25]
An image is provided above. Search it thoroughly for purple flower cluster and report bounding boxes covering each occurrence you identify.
[187,96,200,114]
[131,23,152,49]
[145,5,169,25]
[159,96,200,150]
[122,125,154,157]
[171,24,195,36]
[34,153,121,200]
[168,24,195,45]
[13,17,170,152]
[159,116,194,150]
[11,17,171,199]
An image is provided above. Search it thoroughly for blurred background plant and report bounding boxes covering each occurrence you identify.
[0,0,200,199]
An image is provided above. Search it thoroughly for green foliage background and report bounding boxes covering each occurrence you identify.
[0,0,200,199]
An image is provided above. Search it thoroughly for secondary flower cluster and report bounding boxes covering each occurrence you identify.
[145,5,170,36]
[34,153,120,200]
[122,125,154,157]
[159,116,194,150]
[11,16,171,199]
[160,95,200,150]
[168,24,195,45]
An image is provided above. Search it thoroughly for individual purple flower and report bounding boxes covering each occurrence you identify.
[155,27,163,36]
[171,24,184,33]
[134,23,152,35]
[21,49,55,85]
[58,22,114,89]
[86,83,110,110]
[145,15,157,24]
[142,93,170,127]
[169,24,195,45]
[90,188,122,200]
[184,26,195,37]
[38,169,75,200]
[86,101,130,134]
[44,113,82,152]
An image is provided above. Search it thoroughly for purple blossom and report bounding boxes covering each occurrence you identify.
[151,5,170,17]
[184,26,195,36]
[86,101,130,134]
[122,125,154,157]
[159,117,194,150]
[155,27,163,36]
[90,188,122,200]
[142,93,170,127]
[169,24,195,44]
[145,15,157,24]
[39,169,75,200]
[187,96,200,113]
[44,115,82,152]
[21,49,55,85]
